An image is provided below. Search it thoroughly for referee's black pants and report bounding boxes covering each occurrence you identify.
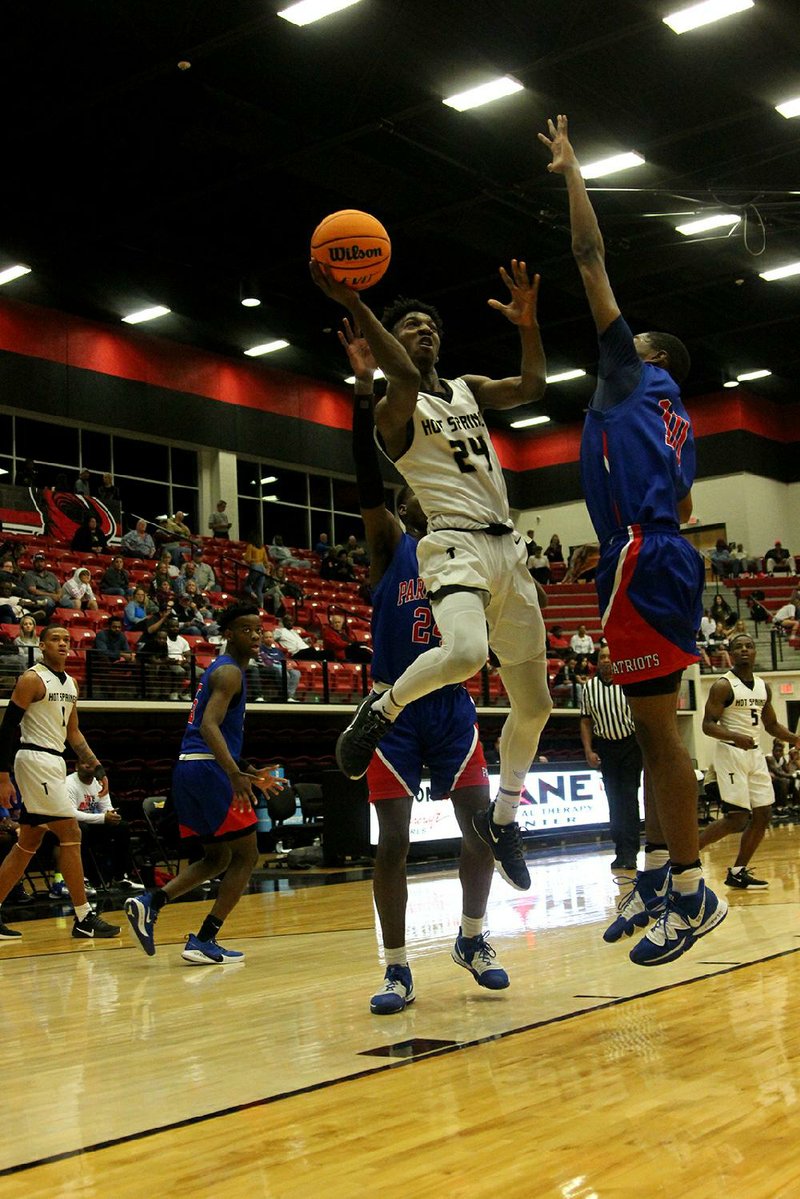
[596,735,643,862]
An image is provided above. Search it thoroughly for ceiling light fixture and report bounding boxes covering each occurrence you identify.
[510,414,551,429]
[0,264,31,285]
[775,96,800,119]
[580,151,645,179]
[277,0,362,27]
[736,369,771,381]
[260,476,277,486]
[443,76,524,113]
[675,213,740,235]
[759,260,800,281]
[244,339,290,356]
[663,0,754,36]
[545,368,586,383]
[122,305,171,324]
[722,380,739,389]
[241,295,261,308]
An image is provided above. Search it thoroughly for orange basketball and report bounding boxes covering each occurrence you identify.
[310,209,391,291]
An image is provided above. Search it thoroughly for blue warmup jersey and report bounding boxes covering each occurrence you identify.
[581,317,695,544]
[180,654,246,760]
[370,532,443,687]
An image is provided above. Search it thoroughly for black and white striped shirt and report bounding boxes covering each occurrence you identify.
[580,674,636,741]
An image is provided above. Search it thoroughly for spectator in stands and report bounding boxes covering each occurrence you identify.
[273,564,304,605]
[764,541,795,575]
[344,534,369,568]
[0,581,46,624]
[173,559,198,598]
[191,549,216,594]
[766,740,795,807]
[322,611,373,663]
[732,543,759,575]
[248,627,301,702]
[160,511,199,565]
[269,534,311,570]
[545,534,564,564]
[710,538,741,580]
[156,548,180,579]
[699,609,716,642]
[773,601,799,639]
[552,654,580,706]
[100,555,130,597]
[21,552,59,617]
[70,514,109,554]
[14,614,42,666]
[149,563,175,600]
[707,621,733,670]
[323,549,357,583]
[0,557,22,589]
[153,580,176,620]
[208,500,231,539]
[314,532,331,559]
[243,536,269,605]
[547,624,570,655]
[64,764,142,891]
[124,586,150,631]
[273,614,325,660]
[75,468,92,496]
[570,624,595,657]
[745,594,771,626]
[174,581,219,638]
[526,543,551,585]
[164,615,191,698]
[137,627,173,699]
[121,519,156,559]
[259,563,286,617]
[14,458,38,487]
[97,473,119,505]
[60,567,99,611]
[710,593,736,629]
[94,615,134,664]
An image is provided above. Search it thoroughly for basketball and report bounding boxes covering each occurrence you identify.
[310,209,391,291]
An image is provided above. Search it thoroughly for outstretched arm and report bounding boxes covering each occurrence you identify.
[538,115,621,335]
[463,260,547,410]
[762,685,800,747]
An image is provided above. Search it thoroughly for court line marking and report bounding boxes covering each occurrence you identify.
[2,942,798,1178]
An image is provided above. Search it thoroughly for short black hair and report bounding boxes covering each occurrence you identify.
[381,296,444,337]
[219,603,260,633]
[41,624,69,640]
[728,632,754,651]
[640,331,691,386]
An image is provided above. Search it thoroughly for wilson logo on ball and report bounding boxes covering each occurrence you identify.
[328,244,384,262]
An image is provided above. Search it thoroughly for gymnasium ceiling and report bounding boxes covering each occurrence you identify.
[3,0,800,433]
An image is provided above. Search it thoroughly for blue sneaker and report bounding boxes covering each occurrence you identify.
[603,864,670,943]
[48,880,70,901]
[210,940,245,963]
[472,804,531,891]
[452,930,510,990]
[370,964,415,1014]
[124,893,157,957]
[629,881,728,966]
[181,933,225,965]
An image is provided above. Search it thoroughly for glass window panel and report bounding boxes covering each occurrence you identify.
[262,502,308,551]
[170,487,200,530]
[114,435,168,481]
[333,514,366,547]
[15,417,79,473]
[308,472,331,509]
[237,458,259,498]
[332,478,360,514]
[238,498,261,545]
[309,512,332,545]
[170,446,198,487]
[116,479,170,528]
[0,413,12,456]
[81,430,112,474]
[0,455,13,483]
[264,465,307,507]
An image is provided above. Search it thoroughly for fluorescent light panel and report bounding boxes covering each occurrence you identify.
[580,151,645,179]
[663,0,754,35]
[775,96,800,119]
[241,296,261,307]
[546,368,586,383]
[0,264,31,285]
[675,212,740,235]
[443,76,524,113]
[277,0,362,27]
[510,414,551,429]
[122,305,171,324]
[260,476,277,485]
[344,368,385,384]
[244,339,290,356]
[759,260,800,281]
[736,369,771,381]
[722,380,739,388]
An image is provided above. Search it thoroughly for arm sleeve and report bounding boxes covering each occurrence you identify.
[0,701,25,772]
[590,316,643,411]
[352,395,385,509]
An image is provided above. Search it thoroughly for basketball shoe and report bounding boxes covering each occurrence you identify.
[370,964,415,1014]
[629,881,728,966]
[472,803,531,891]
[725,866,768,889]
[603,863,671,943]
[0,919,22,939]
[72,911,121,939]
[125,893,157,956]
[335,691,393,779]
[181,934,244,965]
[452,930,509,990]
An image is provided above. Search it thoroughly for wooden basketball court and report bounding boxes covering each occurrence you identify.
[2,826,799,1198]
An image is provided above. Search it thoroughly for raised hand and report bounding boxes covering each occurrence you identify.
[309,259,359,310]
[487,259,540,328]
[537,114,579,174]
[338,317,377,382]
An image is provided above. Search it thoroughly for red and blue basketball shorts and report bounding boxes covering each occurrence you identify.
[172,758,257,842]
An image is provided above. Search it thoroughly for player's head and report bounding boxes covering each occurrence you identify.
[728,632,756,664]
[40,624,70,665]
[382,297,443,371]
[397,484,427,539]
[219,603,261,655]
[633,332,691,385]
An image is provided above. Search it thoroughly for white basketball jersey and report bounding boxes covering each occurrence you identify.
[19,663,78,753]
[385,377,511,532]
[717,671,767,739]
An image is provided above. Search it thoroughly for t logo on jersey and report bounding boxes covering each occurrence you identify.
[658,399,690,465]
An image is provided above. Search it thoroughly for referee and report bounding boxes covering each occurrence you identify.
[580,646,643,869]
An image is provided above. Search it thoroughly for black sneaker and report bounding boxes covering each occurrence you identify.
[7,883,33,905]
[335,691,393,779]
[0,919,22,939]
[472,803,531,891]
[725,866,768,889]
[72,911,121,939]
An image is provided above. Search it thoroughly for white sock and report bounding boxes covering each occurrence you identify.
[460,914,484,939]
[671,867,702,896]
[373,689,404,722]
[492,790,520,826]
[729,865,743,875]
[384,945,407,966]
[74,903,92,921]
[644,849,670,872]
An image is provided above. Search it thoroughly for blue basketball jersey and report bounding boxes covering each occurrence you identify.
[180,654,246,760]
[581,317,695,544]
[370,532,441,687]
